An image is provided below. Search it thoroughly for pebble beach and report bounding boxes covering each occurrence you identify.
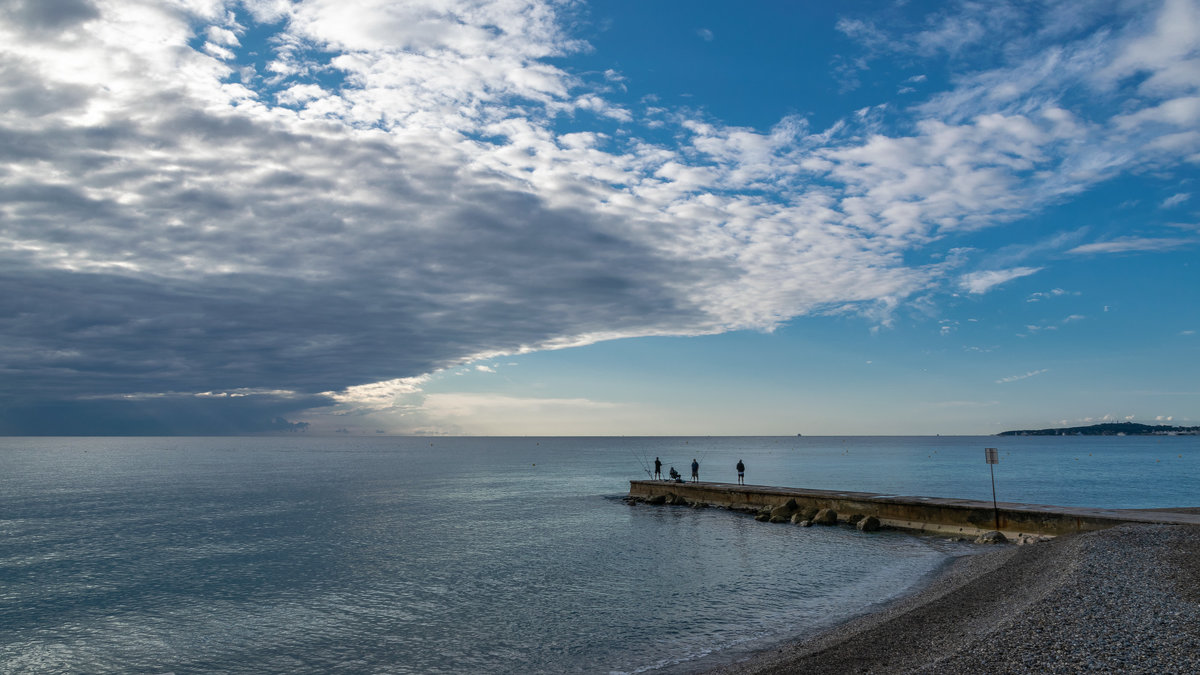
[709,523,1200,674]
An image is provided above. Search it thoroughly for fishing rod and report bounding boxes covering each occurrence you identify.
[693,446,712,477]
[630,447,653,479]
[642,446,661,479]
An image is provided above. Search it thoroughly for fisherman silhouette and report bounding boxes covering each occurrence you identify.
[654,457,663,479]
[691,458,699,483]
[736,459,745,485]
[669,467,682,483]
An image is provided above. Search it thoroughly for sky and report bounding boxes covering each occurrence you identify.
[0,0,1198,436]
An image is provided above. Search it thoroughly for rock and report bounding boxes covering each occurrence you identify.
[812,508,838,525]
[755,512,770,522]
[790,513,805,524]
[1015,533,1049,545]
[646,495,667,505]
[799,507,819,521]
[857,515,882,532]
[769,515,789,523]
[846,514,864,526]
[975,530,1008,544]
[797,520,812,527]
[770,498,799,519]
[666,493,689,506]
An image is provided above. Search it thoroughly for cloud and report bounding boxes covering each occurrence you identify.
[0,391,329,435]
[1022,313,1086,335]
[325,377,429,410]
[697,28,714,42]
[1027,288,1074,302]
[1,0,100,33]
[1,0,1198,432]
[1068,237,1197,254]
[1161,192,1191,208]
[910,3,1024,58]
[331,391,631,435]
[960,267,1042,294]
[997,368,1049,384]
[1098,0,1200,95]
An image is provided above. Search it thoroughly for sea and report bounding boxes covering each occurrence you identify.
[2,435,1197,674]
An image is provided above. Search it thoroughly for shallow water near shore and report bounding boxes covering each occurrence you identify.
[1,435,1196,673]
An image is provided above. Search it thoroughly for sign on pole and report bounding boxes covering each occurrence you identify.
[985,447,999,530]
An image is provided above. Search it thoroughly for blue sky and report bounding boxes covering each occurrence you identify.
[0,0,1197,435]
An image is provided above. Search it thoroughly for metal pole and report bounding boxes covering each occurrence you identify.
[990,463,999,531]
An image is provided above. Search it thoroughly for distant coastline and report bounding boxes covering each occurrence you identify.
[998,422,1200,436]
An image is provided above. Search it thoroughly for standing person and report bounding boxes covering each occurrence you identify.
[654,457,663,480]
[736,459,745,485]
[691,458,699,483]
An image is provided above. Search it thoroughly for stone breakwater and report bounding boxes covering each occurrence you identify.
[707,523,1200,674]
[625,491,1039,544]
[628,480,1200,538]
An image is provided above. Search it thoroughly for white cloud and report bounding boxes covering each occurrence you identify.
[1099,0,1200,95]
[960,267,1042,294]
[380,392,632,435]
[997,369,1049,384]
[912,3,1021,57]
[1027,288,1074,302]
[325,377,430,410]
[1068,237,1196,254]
[205,25,240,47]
[1161,192,1191,208]
[835,17,889,49]
[203,41,236,61]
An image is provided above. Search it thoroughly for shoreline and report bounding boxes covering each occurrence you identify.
[704,523,1200,674]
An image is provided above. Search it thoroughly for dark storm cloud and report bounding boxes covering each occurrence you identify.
[0,86,712,432]
[1,219,697,402]
[0,394,329,436]
[0,0,99,34]
[0,59,93,120]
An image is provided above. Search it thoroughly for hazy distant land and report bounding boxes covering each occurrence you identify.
[998,422,1200,436]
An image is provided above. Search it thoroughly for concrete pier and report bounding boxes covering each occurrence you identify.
[628,480,1200,538]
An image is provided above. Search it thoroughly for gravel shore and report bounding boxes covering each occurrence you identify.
[707,524,1200,674]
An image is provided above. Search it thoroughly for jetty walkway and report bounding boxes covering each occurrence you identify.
[628,480,1200,538]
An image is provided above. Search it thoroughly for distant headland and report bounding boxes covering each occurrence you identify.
[998,422,1200,436]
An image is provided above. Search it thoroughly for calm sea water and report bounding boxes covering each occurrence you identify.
[1,435,1196,674]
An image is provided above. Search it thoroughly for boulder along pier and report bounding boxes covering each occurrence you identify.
[627,480,1200,539]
